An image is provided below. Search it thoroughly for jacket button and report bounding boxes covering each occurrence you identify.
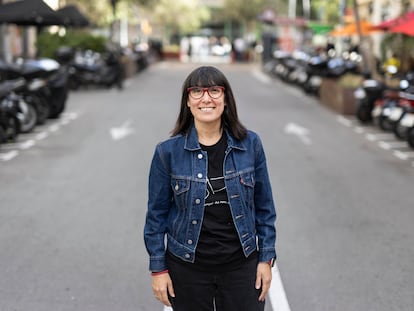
[185,254,190,259]
[192,220,198,225]
[175,185,179,191]
[197,173,203,179]
[198,154,203,159]
[187,239,193,245]
[195,199,201,204]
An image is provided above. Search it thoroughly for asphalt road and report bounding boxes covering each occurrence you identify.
[0,61,413,311]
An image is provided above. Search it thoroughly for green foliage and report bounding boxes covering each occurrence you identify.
[64,0,113,26]
[380,33,414,71]
[36,31,107,59]
[311,0,342,24]
[153,0,210,34]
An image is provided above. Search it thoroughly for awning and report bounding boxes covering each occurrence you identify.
[307,23,334,35]
[389,17,414,36]
[329,21,378,37]
[373,11,414,30]
[0,0,64,26]
[57,5,90,27]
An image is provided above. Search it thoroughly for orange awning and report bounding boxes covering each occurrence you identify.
[330,21,378,37]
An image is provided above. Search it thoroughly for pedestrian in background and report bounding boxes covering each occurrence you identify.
[144,66,277,311]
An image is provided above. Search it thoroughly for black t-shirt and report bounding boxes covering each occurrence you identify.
[195,133,245,269]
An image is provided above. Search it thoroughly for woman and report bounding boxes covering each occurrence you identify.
[144,66,277,311]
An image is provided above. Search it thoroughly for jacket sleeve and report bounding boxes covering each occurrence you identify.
[253,135,277,262]
[143,144,172,272]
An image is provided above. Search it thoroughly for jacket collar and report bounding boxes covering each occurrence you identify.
[184,123,246,151]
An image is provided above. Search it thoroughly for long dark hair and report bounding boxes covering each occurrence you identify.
[171,66,247,140]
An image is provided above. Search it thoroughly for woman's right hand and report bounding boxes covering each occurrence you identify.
[152,272,175,306]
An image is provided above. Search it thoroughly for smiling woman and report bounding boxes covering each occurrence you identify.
[144,65,277,311]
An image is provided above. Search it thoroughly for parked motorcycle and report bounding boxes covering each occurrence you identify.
[0,57,67,121]
[354,65,401,123]
[0,80,21,143]
[302,52,360,95]
[68,49,124,90]
[388,83,414,139]
[394,85,414,148]
[371,72,413,131]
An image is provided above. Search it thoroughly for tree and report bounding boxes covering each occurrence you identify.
[62,0,113,26]
[152,0,210,35]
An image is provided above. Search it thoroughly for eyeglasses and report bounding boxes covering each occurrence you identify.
[187,86,225,99]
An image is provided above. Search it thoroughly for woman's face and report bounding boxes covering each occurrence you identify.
[187,86,225,127]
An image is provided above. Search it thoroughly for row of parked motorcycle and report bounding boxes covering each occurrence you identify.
[0,56,69,145]
[354,66,414,149]
[264,48,414,150]
[263,48,362,95]
[0,45,142,147]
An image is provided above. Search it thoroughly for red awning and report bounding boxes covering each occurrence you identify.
[373,11,414,30]
[389,17,414,36]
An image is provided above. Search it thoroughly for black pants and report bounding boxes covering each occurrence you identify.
[166,255,265,311]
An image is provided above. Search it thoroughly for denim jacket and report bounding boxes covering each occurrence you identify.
[144,124,277,272]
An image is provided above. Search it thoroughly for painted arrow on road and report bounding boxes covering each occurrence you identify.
[110,120,135,141]
[284,122,312,145]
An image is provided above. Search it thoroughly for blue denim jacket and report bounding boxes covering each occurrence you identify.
[144,125,277,272]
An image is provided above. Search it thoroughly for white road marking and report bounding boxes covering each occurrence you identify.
[378,141,408,150]
[0,111,79,162]
[18,139,35,150]
[35,132,49,140]
[252,69,272,84]
[284,122,312,145]
[337,115,353,127]
[48,124,60,132]
[0,150,19,161]
[393,150,414,160]
[269,263,291,311]
[365,133,395,141]
[110,119,135,141]
[354,126,365,134]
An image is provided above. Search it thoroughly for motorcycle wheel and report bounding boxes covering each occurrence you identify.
[5,116,20,142]
[356,104,372,123]
[393,121,408,140]
[19,100,38,133]
[68,76,80,90]
[378,116,393,131]
[407,127,414,149]
[48,87,67,119]
[34,94,50,125]
[0,126,6,144]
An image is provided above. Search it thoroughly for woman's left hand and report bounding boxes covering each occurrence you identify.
[255,262,272,301]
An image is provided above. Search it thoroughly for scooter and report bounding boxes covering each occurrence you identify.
[0,80,21,143]
[388,83,414,139]
[371,72,413,131]
[68,49,124,90]
[396,86,414,148]
[354,75,386,123]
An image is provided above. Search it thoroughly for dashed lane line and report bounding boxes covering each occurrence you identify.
[0,111,79,162]
[378,141,410,150]
[336,116,414,167]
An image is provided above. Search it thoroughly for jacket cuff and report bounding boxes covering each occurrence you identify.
[258,248,276,263]
[149,255,167,272]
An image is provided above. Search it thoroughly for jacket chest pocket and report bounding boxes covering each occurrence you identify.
[171,177,191,209]
[239,171,255,207]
